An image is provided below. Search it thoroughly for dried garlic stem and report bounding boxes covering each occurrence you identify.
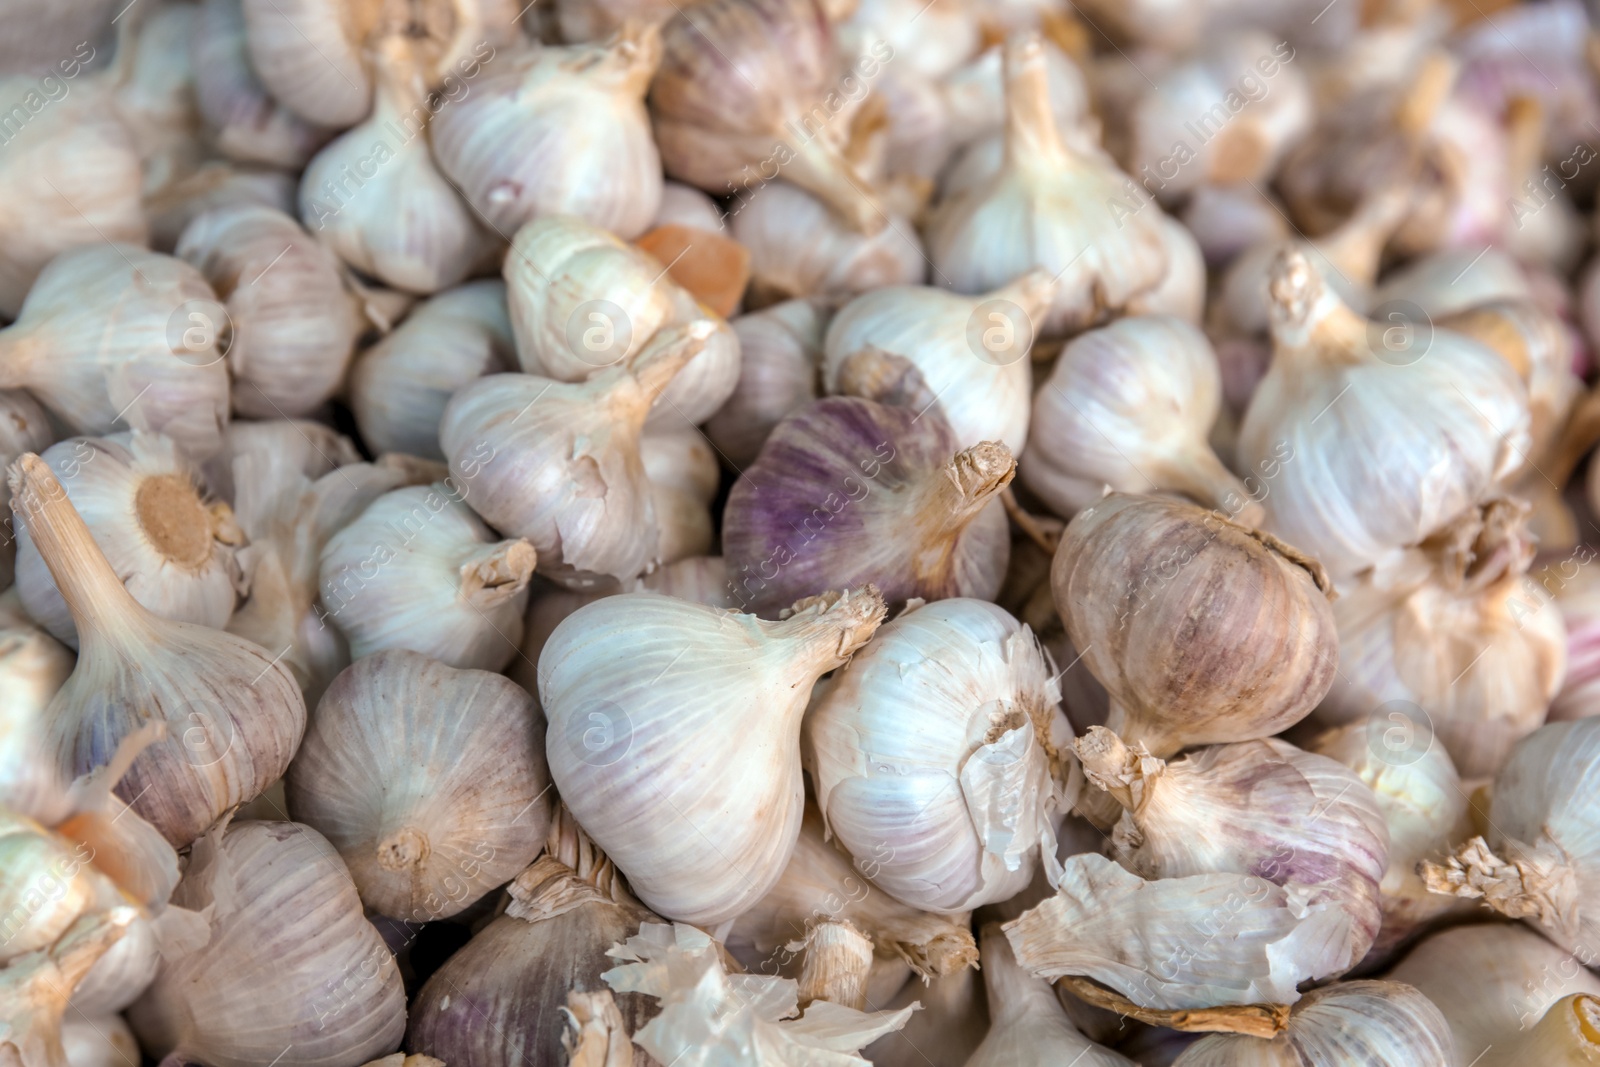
[1418,835,1579,940]
[1000,488,1061,556]
[794,920,874,1011]
[459,540,539,607]
[1072,726,1166,815]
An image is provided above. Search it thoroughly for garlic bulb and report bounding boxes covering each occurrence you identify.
[1170,981,1454,1066]
[652,181,726,234]
[554,0,674,43]
[438,321,714,588]
[732,180,926,304]
[503,216,740,426]
[1238,249,1531,578]
[0,389,56,591]
[1020,315,1256,522]
[145,162,299,252]
[724,398,1013,614]
[350,280,515,461]
[726,805,979,982]
[0,621,74,821]
[60,1015,141,1067]
[14,432,244,649]
[650,0,886,234]
[602,921,915,1066]
[842,0,976,81]
[128,819,406,1067]
[940,40,1093,156]
[1420,717,1600,957]
[112,1,204,201]
[1125,214,1205,325]
[1314,498,1566,778]
[925,34,1170,337]
[542,588,886,925]
[286,650,551,920]
[823,273,1053,453]
[964,925,1134,1067]
[12,454,305,847]
[1051,493,1338,757]
[0,244,231,461]
[1371,245,1533,320]
[176,204,359,417]
[319,482,537,672]
[703,298,826,469]
[1464,993,1600,1065]
[633,556,735,607]
[431,22,663,238]
[1180,182,1290,269]
[1387,923,1600,1066]
[408,814,662,1067]
[299,36,497,294]
[239,0,380,128]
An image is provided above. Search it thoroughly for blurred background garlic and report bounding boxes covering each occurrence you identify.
[1181,182,1289,270]
[703,298,827,469]
[0,389,56,592]
[13,454,304,846]
[145,163,300,253]
[723,398,1013,613]
[286,650,551,921]
[238,0,381,128]
[176,204,360,417]
[1370,244,1534,320]
[318,483,536,672]
[651,181,725,234]
[1238,249,1530,579]
[938,39,1092,166]
[808,598,1067,913]
[1051,493,1338,758]
[13,432,244,649]
[542,588,885,925]
[129,819,406,1067]
[110,0,204,203]
[432,21,663,239]
[1020,315,1256,522]
[0,244,231,461]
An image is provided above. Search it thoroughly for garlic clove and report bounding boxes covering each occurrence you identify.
[542,588,886,926]
[1051,493,1338,757]
[703,298,827,470]
[239,0,379,128]
[724,398,1014,614]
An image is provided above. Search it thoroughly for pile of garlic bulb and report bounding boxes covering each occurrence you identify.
[10,0,1600,1064]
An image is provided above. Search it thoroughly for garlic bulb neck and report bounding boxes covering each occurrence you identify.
[1267,249,1374,365]
[795,920,873,1010]
[780,587,889,673]
[459,540,540,608]
[916,441,1016,536]
[1313,187,1411,288]
[1422,495,1534,597]
[624,319,718,411]
[545,802,630,903]
[1072,727,1166,817]
[1419,835,1579,940]
[576,18,662,96]
[1003,35,1068,169]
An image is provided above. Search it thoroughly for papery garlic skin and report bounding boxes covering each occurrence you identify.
[0,389,56,591]
[724,398,1013,614]
[704,299,826,469]
[807,598,1066,914]
[14,432,244,650]
[129,820,406,1067]
[1239,249,1531,578]
[0,245,230,461]
[286,650,551,921]
[432,24,663,238]
[319,483,536,672]
[1021,315,1253,521]
[239,0,377,128]
[542,589,885,926]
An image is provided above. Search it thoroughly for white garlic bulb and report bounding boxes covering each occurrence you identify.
[176,204,360,417]
[432,23,663,239]
[634,556,736,607]
[128,819,407,1067]
[808,598,1067,913]
[111,1,204,201]
[0,620,74,822]
[14,432,244,649]
[653,181,726,233]
[299,36,497,294]
[0,244,231,460]
[1180,182,1290,269]
[542,588,886,925]
[940,40,1093,155]
[503,216,740,425]
[286,650,552,921]
[704,298,826,469]
[1371,245,1533,320]
[823,273,1053,453]
[239,0,379,128]
[439,321,714,588]
[319,482,537,672]
[640,425,717,566]
[146,162,300,253]
[1238,249,1531,578]
[0,389,56,591]
[61,1014,141,1067]
[1125,214,1206,325]
[1020,315,1255,522]
[863,963,986,1067]
[925,34,1169,337]
[842,0,977,81]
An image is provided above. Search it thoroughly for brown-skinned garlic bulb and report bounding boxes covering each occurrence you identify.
[1051,493,1338,758]
[823,273,1053,453]
[350,280,515,461]
[1169,981,1454,1066]
[128,819,407,1067]
[438,321,715,589]
[11,454,305,847]
[925,34,1170,337]
[1313,498,1566,779]
[807,597,1068,913]
[0,390,56,591]
[239,0,381,128]
[0,245,231,461]
[318,482,536,672]
[723,398,1013,614]
[176,204,360,417]
[542,588,886,926]
[1238,249,1530,578]
[504,217,740,426]
[650,0,886,234]
[13,432,244,649]
[286,650,551,921]
[1421,717,1600,958]
[704,298,827,469]
[431,22,664,238]
[1020,315,1257,522]
[299,35,497,294]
